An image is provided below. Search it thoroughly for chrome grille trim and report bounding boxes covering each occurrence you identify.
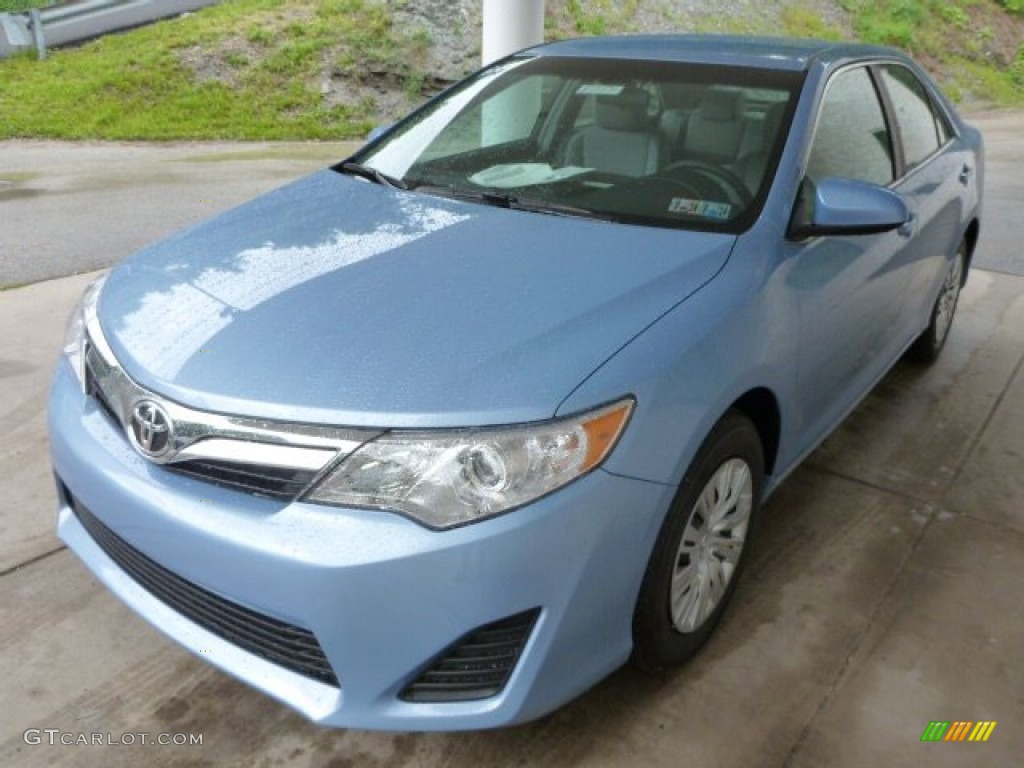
[83,317,381,497]
[172,438,336,472]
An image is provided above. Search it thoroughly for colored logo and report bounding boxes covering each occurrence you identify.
[921,721,997,742]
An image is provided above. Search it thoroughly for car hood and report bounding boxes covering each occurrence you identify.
[98,170,734,427]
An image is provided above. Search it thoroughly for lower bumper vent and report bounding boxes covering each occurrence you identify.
[401,608,540,703]
[69,492,339,687]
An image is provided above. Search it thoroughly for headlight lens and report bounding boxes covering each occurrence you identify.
[62,273,108,388]
[306,398,634,528]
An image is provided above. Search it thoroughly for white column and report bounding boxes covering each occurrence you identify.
[482,0,545,66]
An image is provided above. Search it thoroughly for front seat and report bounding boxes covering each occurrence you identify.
[564,86,662,177]
[683,87,748,164]
[733,101,788,194]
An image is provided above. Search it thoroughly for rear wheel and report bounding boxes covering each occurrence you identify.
[906,245,965,364]
[632,411,764,670]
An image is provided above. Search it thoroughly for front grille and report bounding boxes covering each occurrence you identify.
[165,459,316,501]
[80,342,344,507]
[401,609,540,702]
[85,355,121,428]
[70,496,339,687]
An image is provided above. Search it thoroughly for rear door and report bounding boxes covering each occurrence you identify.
[874,63,970,336]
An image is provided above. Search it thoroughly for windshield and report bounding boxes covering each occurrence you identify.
[350,56,803,233]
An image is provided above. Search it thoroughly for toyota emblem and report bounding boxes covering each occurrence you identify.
[130,400,173,457]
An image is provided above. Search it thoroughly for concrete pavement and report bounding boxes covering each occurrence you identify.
[1,140,357,287]
[0,115,1022,766]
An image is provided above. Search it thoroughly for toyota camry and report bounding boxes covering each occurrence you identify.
[49,34,983,730]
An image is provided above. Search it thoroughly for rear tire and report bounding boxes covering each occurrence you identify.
[906,244,965,364]
[632,411,764,670]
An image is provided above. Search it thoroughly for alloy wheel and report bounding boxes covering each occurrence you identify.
[669,458,753,632]
[934,254,964,347]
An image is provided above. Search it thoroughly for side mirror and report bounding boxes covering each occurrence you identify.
[366,124,393,143]
[788,177,910,240]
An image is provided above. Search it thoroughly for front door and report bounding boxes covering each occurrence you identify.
[787,64,914,445]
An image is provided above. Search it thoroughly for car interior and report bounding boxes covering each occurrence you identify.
[560,82,790,196]
[386,67,798,231]
[563,85,665,177]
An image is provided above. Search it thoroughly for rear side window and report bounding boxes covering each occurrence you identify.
[878,65,946,172]
[807,67,894,186]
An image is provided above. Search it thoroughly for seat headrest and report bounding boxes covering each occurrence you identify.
[659,108,689,146]
[697,87,746,122]
[595,86,653,132]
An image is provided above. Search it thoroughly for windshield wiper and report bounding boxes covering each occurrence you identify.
[337,161,408,190]
[408,183,601,220]
[481,191,598,219]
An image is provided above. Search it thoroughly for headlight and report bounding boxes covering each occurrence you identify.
[62,273,107,388]
[306,398,634,529]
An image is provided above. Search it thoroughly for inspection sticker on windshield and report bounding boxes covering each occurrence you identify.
[668,198,732,220]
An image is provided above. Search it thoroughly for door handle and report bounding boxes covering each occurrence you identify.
[898,212,917,239]
[958,164,973,186]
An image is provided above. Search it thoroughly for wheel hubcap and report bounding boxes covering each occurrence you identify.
[934,255,963,345]
[670,458,753,632]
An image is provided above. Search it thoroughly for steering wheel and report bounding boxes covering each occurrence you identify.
[641,175,704,201]
[658,160,753,208]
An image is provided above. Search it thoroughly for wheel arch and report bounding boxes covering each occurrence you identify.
[729,387,782,477]
[962,218,980,281]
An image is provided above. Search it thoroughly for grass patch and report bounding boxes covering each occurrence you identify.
[839,0,1024,103]
[567,0,609,35]
[0,170,41,183]
[781,5,844,39]
[548,0,640,38]
[0,0,430,140]
[950,56,1024,102]
[0,0,53,11]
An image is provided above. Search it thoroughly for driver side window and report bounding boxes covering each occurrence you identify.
[807,67,894,186]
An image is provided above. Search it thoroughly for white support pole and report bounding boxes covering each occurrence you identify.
[482,0,545,66]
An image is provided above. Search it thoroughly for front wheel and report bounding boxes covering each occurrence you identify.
[906,245,966,364]
[632,411,764,670]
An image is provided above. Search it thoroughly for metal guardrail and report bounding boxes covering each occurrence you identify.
[0,0,219,59]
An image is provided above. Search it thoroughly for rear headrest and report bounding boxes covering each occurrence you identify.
[697,87,746,122]
[595,86,653,132]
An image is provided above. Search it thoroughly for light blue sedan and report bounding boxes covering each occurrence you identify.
[50,35,983,730]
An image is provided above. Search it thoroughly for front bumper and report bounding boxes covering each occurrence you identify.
[49,362,674,730]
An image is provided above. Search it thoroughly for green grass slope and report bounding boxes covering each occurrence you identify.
[0,0,430,139]
[0,0,1021,141]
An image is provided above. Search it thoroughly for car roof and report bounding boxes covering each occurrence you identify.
[530,35,905,72]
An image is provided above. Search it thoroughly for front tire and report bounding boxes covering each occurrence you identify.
[906,244,965,364]
[632,411,764,670]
